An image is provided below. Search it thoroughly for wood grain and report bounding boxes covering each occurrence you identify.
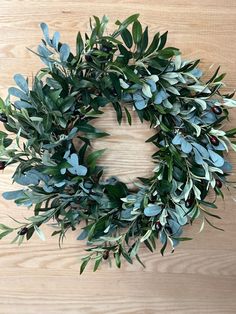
[0,1,236,313]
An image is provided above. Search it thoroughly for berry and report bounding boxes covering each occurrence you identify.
[212,106,222,115]
[85,54,92,62]
[18,227,28,236]
[100,45,112,53]
[102,250,109,260]
[0,114,7,123]
[209,135,219,146]
[155,221,162,230]
[215,179,223,188]
[0,161,6,170]
[185,196,195,208]
[111,88,118,96]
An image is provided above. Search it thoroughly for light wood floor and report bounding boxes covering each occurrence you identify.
[0,1,236,313]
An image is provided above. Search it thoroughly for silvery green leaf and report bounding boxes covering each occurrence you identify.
[14,173,39,186]
[2,190,25,200]
[166,85,180,95]
[172,133,183,145]
[159,208,167,225]
[181,139,192,154]
[202,162,210,180]
[188,84,211,94]
[209,141,226,151]
[222,98,236,107]
[60,168,66,175]
[54,181,66,188]
[154,92,163,104]
[77,229,88,240]
[144,204,162,217]
[8,87,29,101]
[174,54,182,70]
[67,153,87,176]
[122,93,132,101]
[14,74,29,93]
[193,185,201,200]
[134,99,146,110]
[192,143,209,158]
[163,99,173,108]
[193,148,204,165]
[168,219,181,235]
[208,166,223,174]
[208,150,225,167]
[173,205,188,225]
[120,208,133,220]
[140,229,152,242]
[34,225,46,241]
[38,44,53,57]
[194,98,207,110]
[177,73,186,84]
[146,79,156,93]
[149,75,159,83]
[60,44,70,62]
[119,78,129,89]
[181,180,193,201]
[190,68,202,78]
[40,22,52,46]
[142,83,152,98]
[162,72,179,79]
[133,93,144,101]
[201,112,217,124]
[191,123,201,137]
[52,31,60,50]
[159,230,167,244]
[43,185,54,193]
[221,161,232,172]
[209,128,226,137]
[14,100,33,109]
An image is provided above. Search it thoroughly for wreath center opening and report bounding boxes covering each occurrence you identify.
[91,106,157,186]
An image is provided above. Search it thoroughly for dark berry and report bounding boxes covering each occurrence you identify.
[212,106,222,115]
[0,161,6,170]
[165,226,172,235]
[155,221,162,231]
[100,45,112,53]
[0,114,7,123]
[185,196,195,208]
[102,250,109,260]
[18,227,28,236]
[209,135,219,146]
[85,54,92,62]
[111,88,118,96]
[215,179,223,188]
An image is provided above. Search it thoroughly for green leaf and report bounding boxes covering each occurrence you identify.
[132,20,142,44]
[0,229,13,239]
[87,149,106,168]
[144,32,160,56]
[113,14,140,38]
[205,217,224,232]
[34,225,46,241]
[93,255,103,272]
[80,257,91,274]
[124,107,132,125]
[114,252,121,268]
[158,31,168,50]
[76,31,84,56]
[121,29,133,49]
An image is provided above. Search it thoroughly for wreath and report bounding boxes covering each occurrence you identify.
[0,14,236,274]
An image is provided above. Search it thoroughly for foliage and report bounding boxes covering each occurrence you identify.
[0,14,236,273]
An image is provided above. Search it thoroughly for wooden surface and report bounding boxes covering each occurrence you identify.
[0,1,236,313]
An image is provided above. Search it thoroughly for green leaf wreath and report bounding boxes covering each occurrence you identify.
[0,14,236,273]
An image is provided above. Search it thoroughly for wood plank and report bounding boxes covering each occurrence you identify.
[0,1,236,313]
